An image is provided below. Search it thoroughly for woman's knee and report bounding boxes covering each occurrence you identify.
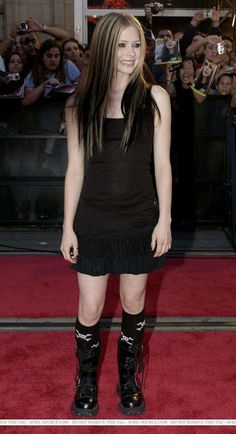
[77,273,108,325]
[121,291,145,314]
[79,301,103,325]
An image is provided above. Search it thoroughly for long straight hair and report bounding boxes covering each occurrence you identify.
[32,39,65,87]
[75,13,160,157]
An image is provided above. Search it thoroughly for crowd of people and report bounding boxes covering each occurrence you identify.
[0,6,235,104]
[0,4,235,225]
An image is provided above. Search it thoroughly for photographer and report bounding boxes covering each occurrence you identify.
[0,17,70,74]
[0,51,27,96]
[191,35,228,70]
[144,4,222,58]
[21,17,70,71]
[20,16,70,45]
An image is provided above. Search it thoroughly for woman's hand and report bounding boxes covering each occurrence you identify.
[211,6,220,27]
[60,228,78,263]
[191,10,205,27]
[151,220,172,257]
[25,16,44,33]
[44,78,62,87]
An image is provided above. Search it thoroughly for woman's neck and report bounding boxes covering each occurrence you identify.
[106,75,129,118]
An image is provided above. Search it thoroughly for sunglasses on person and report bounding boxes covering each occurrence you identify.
[22,38,37,45]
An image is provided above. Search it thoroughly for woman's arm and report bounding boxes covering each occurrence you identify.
[22,77,62,106]
[26,16,70,43]
[0,22,19,56]
[151,85,172,257]
[22,83,45,106]
[60,97,85,263]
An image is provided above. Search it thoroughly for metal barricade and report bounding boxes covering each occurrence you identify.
[0,95,67,224]
[0,94,235,248]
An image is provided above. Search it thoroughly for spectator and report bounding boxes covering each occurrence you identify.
[204,36,227,65]
[0,17,70,74]
[21,16,70,47]
[0,23,24,65]
[157,29,173,41]
[187,34,228,67]
[229,48,236,66]
[62,37,85,70]
[143,28,167,87]
[22,38,80,106]
[0,51,26,96]
[5,51,26,74]
[144,3,221,59]
[222,36,234,56]
[187,32,206,69]
[213,72,233,96]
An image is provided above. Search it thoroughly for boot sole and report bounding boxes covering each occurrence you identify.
[118,401,146,416]
[116,384,146,415]
[71,403,99,417]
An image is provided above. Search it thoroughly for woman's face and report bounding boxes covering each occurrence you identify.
[179,60,195,85]
[192,35,205,56]
[223,39,233,55]
[217,75,232,95]
[165,40,177,50]
[63,41,84,65]
[42,47,61,72]
[116,25,141,77]
[202,62,214,77]
[204,43,218,62]
[8,53,24,73]
[21,33,39,56]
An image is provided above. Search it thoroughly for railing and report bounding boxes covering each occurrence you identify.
[0,95,67,224]
[0,94,235,246]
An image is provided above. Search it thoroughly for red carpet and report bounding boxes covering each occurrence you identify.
[0,331,236,423]
[1,255,236,317]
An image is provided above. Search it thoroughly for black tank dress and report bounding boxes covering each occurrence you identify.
[72,94,164,275]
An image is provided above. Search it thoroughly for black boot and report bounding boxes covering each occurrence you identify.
[72,344,100,417]
[117,337,145,415]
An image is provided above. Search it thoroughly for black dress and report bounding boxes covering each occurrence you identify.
[72,94,164,275]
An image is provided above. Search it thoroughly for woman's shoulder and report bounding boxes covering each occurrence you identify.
[64,59,80,82]
[150,84,170,105]
[150,84,169,98]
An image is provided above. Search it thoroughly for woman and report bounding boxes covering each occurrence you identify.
[22,39,80,106]
[60,12,172,417]
[62,37,85,70]
[0,51,26,96]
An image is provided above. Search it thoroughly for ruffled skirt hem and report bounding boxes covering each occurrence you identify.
[71,226,165,276]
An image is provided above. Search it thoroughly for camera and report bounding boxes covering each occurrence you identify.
[19,22,29,33]
[151,2,164,16]
[217,42,225,55]
[203,9,212,19]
